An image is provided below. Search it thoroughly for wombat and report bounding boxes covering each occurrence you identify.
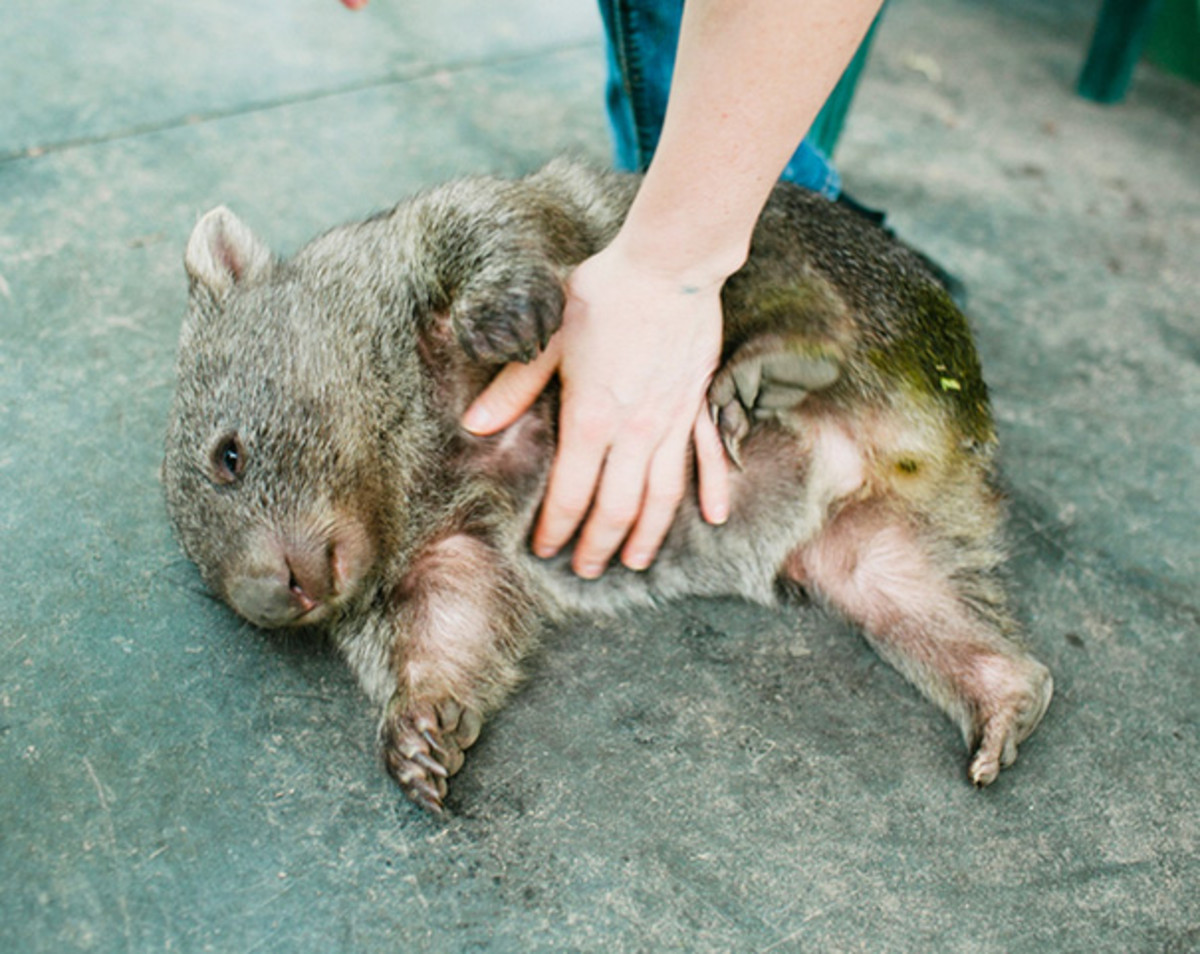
[164,158,1052,813]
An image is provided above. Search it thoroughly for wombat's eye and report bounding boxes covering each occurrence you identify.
[210,434,245,485]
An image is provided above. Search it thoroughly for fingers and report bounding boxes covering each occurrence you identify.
[461,339,560,436]
[692,406,730,527]
[619,400,729,566]
[535,403,660,579]
[574,446,668,577]
[604,422,691,571]
[537,399,727,580]
[532,399,617,567]
[498,240,727,579]
[471,346,720,579]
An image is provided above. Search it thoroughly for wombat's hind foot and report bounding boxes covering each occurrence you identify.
[709,334,842,465]
[382,695,483,813]
[966,660,1053,787]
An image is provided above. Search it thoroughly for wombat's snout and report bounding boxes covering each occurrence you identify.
[224,518,374,629]
[282,541,332,614]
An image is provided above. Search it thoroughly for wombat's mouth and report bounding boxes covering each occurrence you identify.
[223,518,375,629]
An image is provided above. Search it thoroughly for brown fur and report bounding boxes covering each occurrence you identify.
[163,158,1052,812]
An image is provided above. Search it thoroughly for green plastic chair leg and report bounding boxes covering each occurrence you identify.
[1078,0,1165,103]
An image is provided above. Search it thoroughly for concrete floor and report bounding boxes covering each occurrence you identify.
[2,1,1197,951]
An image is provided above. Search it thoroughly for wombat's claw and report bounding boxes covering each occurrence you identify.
[382,697,483,813]
[421,729,449,760]
[967,665,1053,787]
[411,749,448,778]
[452,272,564,365]
[716,402,751,468]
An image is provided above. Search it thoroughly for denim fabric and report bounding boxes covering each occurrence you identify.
[597,0,842,198]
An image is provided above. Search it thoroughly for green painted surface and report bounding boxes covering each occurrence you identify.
[1148,0,1200,83]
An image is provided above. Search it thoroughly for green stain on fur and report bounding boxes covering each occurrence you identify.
[869,285,995,448]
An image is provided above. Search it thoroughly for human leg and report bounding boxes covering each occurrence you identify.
[597,0,842,196]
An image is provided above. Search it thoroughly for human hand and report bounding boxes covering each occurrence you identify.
[462,239,730,579]
[338,0,368,9]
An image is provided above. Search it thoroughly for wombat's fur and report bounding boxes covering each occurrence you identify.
[164,158,1052,812]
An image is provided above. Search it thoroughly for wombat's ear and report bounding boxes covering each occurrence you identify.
[185,206,273,297]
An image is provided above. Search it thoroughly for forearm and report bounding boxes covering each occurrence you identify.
[615,0,883,284]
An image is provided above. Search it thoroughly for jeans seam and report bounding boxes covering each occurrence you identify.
[614,0,658,169]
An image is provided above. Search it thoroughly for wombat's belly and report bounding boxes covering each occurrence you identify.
[521,413,866,615]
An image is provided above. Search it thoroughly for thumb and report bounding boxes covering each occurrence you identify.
[462,339,561,436]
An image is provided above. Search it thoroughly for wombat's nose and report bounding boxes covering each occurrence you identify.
[224,517,373,629]
[226,535,334,627]
[285,545,333,613]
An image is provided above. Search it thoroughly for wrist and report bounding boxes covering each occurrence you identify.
[613,170,758,290]
[597,231,738,302]
[607,211,750,292]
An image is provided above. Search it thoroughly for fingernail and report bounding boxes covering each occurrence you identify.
[576,562,603,580]
[533,540,557,559]
[461,404,490,433]
[623,551,651,571]
[708,502,729,525]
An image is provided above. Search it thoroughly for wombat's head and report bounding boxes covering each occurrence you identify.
[164,207,400,630]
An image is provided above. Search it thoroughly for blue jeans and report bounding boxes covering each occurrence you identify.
[597,0,842,198]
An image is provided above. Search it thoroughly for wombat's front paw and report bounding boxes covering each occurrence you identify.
[709,336,842,465]
[381,696,483,813]
[451,266,565,365]
[967,660,1053,787]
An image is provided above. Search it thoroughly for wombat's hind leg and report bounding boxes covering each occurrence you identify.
[382,696,483,813]
[788,501,1052,785]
